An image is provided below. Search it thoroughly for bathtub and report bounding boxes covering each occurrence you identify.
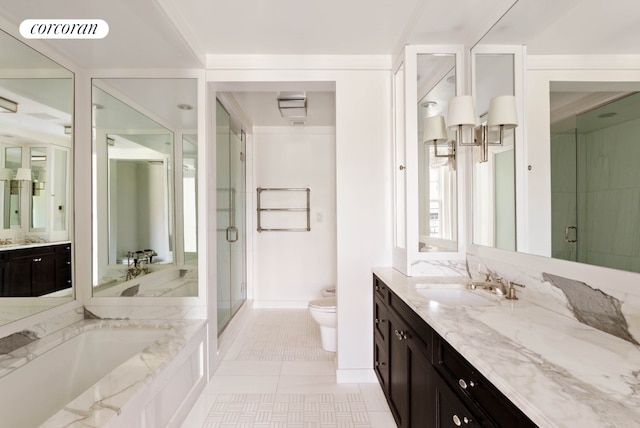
[0,319,206,427]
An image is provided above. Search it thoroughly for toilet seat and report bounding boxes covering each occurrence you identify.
[308,297,336,312]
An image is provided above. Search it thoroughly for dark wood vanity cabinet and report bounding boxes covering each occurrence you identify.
[373,274,536,428]
[2,243,72,297]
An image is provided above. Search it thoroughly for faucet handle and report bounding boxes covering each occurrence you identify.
[506,281,525,300]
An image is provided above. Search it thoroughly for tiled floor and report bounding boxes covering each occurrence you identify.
[180,309,395,428]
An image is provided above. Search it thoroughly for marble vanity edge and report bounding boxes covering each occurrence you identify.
[372,267,640,428]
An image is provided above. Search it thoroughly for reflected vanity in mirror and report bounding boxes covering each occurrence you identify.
[0,28,74,325]
[92,78,198,297]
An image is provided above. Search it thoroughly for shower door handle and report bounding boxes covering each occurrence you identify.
[565,226,577,243]
[226,226,238,243]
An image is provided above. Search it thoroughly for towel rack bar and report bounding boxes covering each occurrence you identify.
[257,187,311,232]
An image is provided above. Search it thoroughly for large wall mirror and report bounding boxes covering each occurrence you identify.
[550,82,640,273]
[92,78,197,297]
[471,0,640,276]
[0,29,74,326]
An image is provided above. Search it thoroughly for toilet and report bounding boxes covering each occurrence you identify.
[308,297,337,352]
[321,287,336,297]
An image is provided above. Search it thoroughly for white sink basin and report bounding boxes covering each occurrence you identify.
[415,284,497,306]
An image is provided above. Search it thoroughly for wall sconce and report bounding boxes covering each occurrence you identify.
[10,168,31,195]
[447,95,518,163]
[423,115,455,160]
[0,96,18,113]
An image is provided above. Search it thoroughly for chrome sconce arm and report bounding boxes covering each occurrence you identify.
[446,95,518,163]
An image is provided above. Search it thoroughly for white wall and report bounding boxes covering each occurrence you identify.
[207,55,392,382]
[253,126,336,306]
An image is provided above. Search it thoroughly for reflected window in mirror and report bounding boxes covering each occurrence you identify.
[472,53,516,251]
[92,78,197,297]
[417,53,457,252]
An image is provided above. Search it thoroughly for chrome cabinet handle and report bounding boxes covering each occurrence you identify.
[453,415,472,426]
[375,318,386,324]
[458,379,476,389]
[33,258,42,262]
[394,330,408,341]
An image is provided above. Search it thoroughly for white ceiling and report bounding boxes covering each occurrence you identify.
[2,0,640,129]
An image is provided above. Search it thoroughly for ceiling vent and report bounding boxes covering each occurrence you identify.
[277,92,307,118]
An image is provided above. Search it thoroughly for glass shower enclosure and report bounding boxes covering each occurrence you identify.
[216,100,247,334]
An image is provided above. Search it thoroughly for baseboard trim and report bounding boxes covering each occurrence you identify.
[336,369,378,384]
[253,300,309,309]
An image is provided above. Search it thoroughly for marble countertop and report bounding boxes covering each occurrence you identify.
[373,267,640,428]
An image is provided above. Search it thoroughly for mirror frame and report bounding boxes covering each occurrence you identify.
[393,45,468,276]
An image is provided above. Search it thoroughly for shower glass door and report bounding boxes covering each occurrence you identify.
[216,100,246,334]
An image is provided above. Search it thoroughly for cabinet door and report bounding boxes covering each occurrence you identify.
[7,256,33,296]
[387,309,409,427]
[387,308,434,428]
[31,253,57,296]
[432,367,481,428]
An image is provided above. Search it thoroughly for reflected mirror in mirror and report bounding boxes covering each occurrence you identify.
[92,78,197,297]
[551,82,640,273]
[30,147,47,230]
[183,134,198,265]
[417,53,457,252]
[472,53,516,251]
[4,146,22,229]
[0,28,74,326]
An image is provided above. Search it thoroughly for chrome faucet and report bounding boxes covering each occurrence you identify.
[468,273,508,295]
[468,273,526,299]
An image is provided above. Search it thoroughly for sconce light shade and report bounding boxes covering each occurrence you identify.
[487,95,518,129]
[447,95,477,129]
[0,168,12,181]
[15,168,32,181]
[423,115,447,143]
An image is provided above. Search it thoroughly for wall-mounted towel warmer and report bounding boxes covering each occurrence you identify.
[257,187,310,232]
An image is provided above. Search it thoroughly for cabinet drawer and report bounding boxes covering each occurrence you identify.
[432,367,482,428]
[434,335,535,427]
[374,295,389,342]
[374,275,388,302]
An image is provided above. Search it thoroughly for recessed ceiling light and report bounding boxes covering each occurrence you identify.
[446,75,456,84]
[177,104,193,111]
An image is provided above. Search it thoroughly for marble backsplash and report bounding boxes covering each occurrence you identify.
[467,252,640,346]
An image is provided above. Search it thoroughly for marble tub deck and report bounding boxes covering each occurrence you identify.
[373,267,640,428]
[0,318,205,427]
